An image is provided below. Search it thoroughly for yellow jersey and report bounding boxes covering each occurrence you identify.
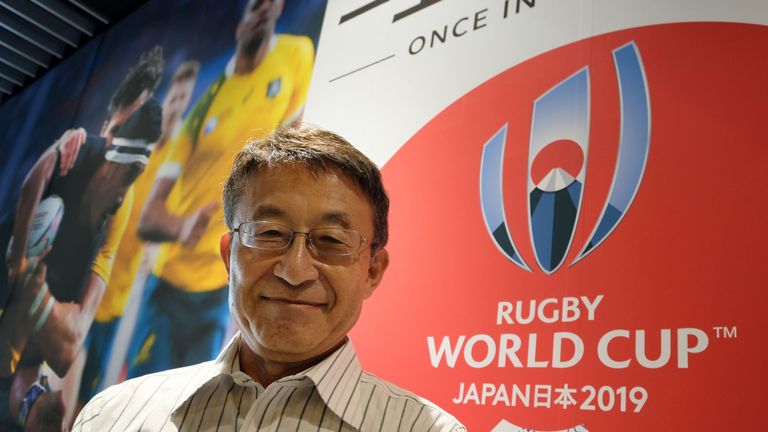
[93,137,175,322]
[153,34,314,292]
[91,185,133,287]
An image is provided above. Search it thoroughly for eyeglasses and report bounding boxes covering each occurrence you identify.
[232,221,369,257]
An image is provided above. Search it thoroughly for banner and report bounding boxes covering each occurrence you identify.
[0,0,327,429]
[305,1,768,430]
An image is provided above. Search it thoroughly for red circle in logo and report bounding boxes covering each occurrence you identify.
[530,139,584,189]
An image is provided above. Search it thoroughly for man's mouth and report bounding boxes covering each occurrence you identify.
[261,296,326,307]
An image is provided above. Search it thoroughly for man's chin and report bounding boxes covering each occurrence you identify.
[249,333,325,361]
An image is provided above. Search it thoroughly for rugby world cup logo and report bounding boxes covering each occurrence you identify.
[480,42,650,274]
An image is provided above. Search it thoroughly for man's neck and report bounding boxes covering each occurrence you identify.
[233,36,272,76]
[237,339,346,387]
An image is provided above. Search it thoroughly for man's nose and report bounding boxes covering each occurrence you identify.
[273,234,319,287]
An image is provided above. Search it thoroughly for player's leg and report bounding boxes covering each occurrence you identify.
[125,274,173,379]
[77,317,119,406]
[174,286,229,367]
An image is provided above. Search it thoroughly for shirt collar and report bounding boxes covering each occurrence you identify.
[283,338,363,426]
[170,333,365,428]
[170,335,243,427]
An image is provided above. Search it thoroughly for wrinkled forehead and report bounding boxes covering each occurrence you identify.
[245,161,345,192]
[241,163,374,218]
[247,160,356,191]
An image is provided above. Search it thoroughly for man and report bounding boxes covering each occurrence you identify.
[0,47,164,431]
[73,125,466,431]
[128,0,314,377]
[77,60,199,408]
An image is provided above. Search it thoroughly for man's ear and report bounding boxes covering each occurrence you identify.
[363,248,389,299]
[220,231,233,275]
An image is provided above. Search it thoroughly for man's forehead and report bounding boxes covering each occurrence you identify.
[168,79,193,94]
[237,165,373,228]
[249,203,354,229]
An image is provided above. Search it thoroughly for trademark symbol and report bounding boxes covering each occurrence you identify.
[712,326,737,339]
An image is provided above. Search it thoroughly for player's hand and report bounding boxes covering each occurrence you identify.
[5,235,24,281]
[13,245,50,300]
[7,245,50,289]
[55,128,86,176]
[19,261,47,308]
[179,201,219,248]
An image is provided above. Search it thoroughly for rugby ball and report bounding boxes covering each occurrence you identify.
[26,195,64,257]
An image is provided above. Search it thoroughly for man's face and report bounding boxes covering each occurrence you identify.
[100,89,150,141]
[220,164,389,363]
[235,0,283,55]
[161,79,195,136]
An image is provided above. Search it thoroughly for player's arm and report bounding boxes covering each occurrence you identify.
[32,192,131,375]
[6,127,85,278]
[138,177,218,247]
[137,125,218,251]
[33,272,106,376]
[54,128,86,176]
[136,177,182,242]
[0,262,47,377]
[6,149,58,280]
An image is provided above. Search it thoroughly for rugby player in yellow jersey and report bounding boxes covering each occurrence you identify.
[127,0,314,378]
[76,61,199,410]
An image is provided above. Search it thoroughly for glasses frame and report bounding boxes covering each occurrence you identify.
[232,220,369,258]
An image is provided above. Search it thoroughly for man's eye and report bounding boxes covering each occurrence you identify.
[315,235,346,246]
[312,232,354,255]
[254,229,285,238]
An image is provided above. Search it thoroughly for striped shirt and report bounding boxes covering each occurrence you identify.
[72,334,466,431]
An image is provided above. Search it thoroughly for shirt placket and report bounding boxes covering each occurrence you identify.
[240,378,302,431]
[231,371,263,430]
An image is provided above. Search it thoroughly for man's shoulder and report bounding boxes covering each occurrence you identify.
[99,360,214,401]
[74,360,217,431]
[359,370,466,431]
[275,33,313,50]
[275,33,314,61]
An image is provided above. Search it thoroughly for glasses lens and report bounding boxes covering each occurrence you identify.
[241,222,292,249]
[309,228,361,256]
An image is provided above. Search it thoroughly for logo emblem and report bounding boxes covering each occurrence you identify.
[203,117,217,136]
[267,77,282,99]
[480,41,651,274]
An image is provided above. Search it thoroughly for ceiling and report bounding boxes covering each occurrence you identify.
[0,0,148,105]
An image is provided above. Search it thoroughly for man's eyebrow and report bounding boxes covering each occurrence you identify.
[252,204,286,220]
[252,206,352,229]
[319,212,351,229]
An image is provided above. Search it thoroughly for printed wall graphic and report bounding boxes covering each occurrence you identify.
[480,42,651,274]
[525,66,590,274]
[0,0,766,430]
[0,1,327,430]
[306,1,768,430]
